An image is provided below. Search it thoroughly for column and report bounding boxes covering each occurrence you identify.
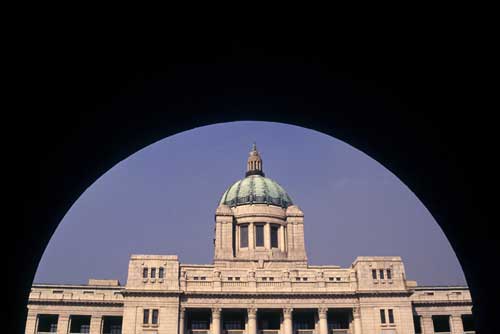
[249,223,255,250]
[90,315,102,334]
[211,308,221,334]
[279,225,285,251]
[179,308,185,334]
[420,315,434,334]
[352,307,362,334]
[283,308,293,334]
[450,314,464,334]
[248,308,257,334]
[57,314,70,334]
[264,223,271,249]
[318,308,328,334]
[24,310,38,334]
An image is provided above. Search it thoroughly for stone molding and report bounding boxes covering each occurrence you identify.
[412,301,473,307]
[28,300,124,307]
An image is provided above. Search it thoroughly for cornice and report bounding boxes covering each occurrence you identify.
[182,291,357,299]
[28,300,123,307]
[122,290,183,297]
[412,300,473,307]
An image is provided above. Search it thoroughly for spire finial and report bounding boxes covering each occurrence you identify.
[245,143,264,177]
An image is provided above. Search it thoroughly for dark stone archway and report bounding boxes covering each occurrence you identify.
[11,31,495,333]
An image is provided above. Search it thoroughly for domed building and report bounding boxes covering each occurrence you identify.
[25,145,474,334]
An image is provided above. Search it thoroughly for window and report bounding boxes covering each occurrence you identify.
[152,309,159,324]
[70,315,90,334]
[200,276,206,280]
[380,309,386,324]
[151,267,156,278]
[271,224,279,248]
[329,277,334,281]
[193,277,199,280]
[388,309,394,323]
[159,267,164,279]
[262,277,267,281]
[432,315,450,333]
[37,314,59,333]
[296,277,301,281]
[192,320,209,329]
[413,316,422,333]
[372,269,377,279]
[379,269,385,279]
[302,277,308,281]
[387,269,392,279]
[225,320,244,330]
[255,224,264,247]
[462,314,475,332]
[143,268,148,279]
[240,224,248,248]
[235,277,240,281]
[269,277,274,281]
[143,309,150,324]
[336,277,341,281]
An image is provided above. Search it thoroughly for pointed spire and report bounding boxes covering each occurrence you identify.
[246,142,265,177]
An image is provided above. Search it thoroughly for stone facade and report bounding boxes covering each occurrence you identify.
[25,146,474,334]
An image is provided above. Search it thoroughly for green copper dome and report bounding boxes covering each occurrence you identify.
[219,174,294,208]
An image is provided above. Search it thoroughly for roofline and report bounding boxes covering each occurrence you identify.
[32,283,123,290]
[414,285,469,290]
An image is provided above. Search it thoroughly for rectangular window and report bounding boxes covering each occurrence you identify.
[151,267,156,278]
[387,269,392,279]
[380,309,386,324]
[461,314,475,332]
[255,224,264,247]
[271,224,279,248]
[158,267,164,279]
[143,309,149,324]
[200,276,206,280]
[269,277,274,281]
[152,309,159,324]
[37,314,59,333]
[388,309,394,323]
[143,268,148,279]
[192,320,209,329]
[372,269,377,279]
[193,277,199,280]
[69,315,91,334]
[432,315,451,332]
[228,277,233,281]
[240,224,248,248]
[413,315,422,333]
[379,269,385,279]
[235,277,240,281]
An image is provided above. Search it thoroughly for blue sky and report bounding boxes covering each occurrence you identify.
[34,121,466,286]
